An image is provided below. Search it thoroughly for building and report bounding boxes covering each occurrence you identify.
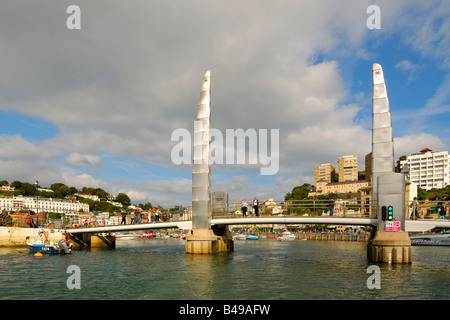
[315,180,370,195]
[77,194,100,201]
[399,148,449,190]
[338,155,358,182]
[0,184,15,191]
[314,163,335,184]
[365,152,372,183]
[0,196,89,214]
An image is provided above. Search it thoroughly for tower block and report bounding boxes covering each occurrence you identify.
[367,64,411,263]
[185,70,233,254]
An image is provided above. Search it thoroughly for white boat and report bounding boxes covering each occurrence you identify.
[410,232,450,246]
[277,231,296,241]
[116,232,140,240]
[246,235,259,240]
[234,234,247,240]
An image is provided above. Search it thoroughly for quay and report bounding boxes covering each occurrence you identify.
[238,231,370,242]
[298,232,369,242]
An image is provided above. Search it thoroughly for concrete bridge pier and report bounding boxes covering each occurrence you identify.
[70,232,116,248]
[367,231,411,263]
[185,226,233,254]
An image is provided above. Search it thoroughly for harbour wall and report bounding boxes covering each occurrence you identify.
[0,226,66,247]
[251,232,369,242]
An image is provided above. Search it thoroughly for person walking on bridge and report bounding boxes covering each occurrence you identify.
[241,198,248,217]
[328,198,335,216]
[409,197,421,220]
[253,197,259,217]
[120,210,127,225]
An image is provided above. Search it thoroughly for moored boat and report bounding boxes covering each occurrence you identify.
[26,237,72,254]
[140,232,156,239]
[410,232,450,246]
[277,231,296,241]
[234,234,247,241]
[116,232,140,240]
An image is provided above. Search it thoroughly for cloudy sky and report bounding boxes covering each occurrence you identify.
[0,1,449,207]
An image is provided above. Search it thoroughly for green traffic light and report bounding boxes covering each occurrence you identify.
[388,205,393,220]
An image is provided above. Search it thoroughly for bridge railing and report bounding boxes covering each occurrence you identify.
[406,199,449,220]
[215,199,377,219]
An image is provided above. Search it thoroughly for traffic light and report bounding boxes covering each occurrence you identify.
[381,205,387,221]
[388,205,393,221]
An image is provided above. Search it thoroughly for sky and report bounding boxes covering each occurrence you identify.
[0,1,449,207]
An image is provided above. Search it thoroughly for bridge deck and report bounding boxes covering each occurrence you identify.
[63,216,450,234]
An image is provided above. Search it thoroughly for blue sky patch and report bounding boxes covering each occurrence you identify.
[0,110,59,141]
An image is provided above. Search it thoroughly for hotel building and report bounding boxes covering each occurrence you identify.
[314,163,335,185]
[338,155,358,182]
[0,196,89,214]
[399,148,449,190]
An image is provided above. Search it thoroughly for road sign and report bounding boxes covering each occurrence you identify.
[385,221,400,232]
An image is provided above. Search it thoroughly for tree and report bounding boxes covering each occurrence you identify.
[116,193,131,206]
[285,183,312,200]
[395,155,406,173]
[51,184,70,198]
[20,183,38,196]
[11,180,22,189]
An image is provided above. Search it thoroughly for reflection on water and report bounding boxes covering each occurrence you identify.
[0,239,448,300]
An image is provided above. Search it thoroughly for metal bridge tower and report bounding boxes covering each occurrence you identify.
[367,63,412,263]
[185,70,234,254]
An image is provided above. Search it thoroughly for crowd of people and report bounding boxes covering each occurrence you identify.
[240,197,259,217]
[120,206,185,225]
[409,195,449,220]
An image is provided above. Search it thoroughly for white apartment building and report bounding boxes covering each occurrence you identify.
[76,194,100,201]
[0,196,89,214]
[400,148,449,190]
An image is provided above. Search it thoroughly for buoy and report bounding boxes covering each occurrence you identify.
[34,252,43,257]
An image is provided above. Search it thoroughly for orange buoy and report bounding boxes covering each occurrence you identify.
[34,252,43,257]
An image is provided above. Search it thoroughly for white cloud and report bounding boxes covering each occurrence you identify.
[394,134,448,159]
[0,1,448,206]
[65,153,102,168]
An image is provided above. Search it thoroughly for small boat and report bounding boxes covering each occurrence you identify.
[234,234,247,240]
[26,237,72,254]
[410,232,450,246]
[246,235,259,240]
[140,232,156,239]
[116,232,140,240]
[277,231,296,241]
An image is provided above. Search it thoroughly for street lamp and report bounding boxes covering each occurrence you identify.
[34,181,39,226]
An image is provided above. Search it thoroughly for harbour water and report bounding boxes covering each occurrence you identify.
[0,238,448,301]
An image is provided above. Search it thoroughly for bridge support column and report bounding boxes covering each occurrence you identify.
[185,228,233,254]
[91,235,116,248]
[367,231,411,263]
[367,64,412,264]
[186,71,234,254]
